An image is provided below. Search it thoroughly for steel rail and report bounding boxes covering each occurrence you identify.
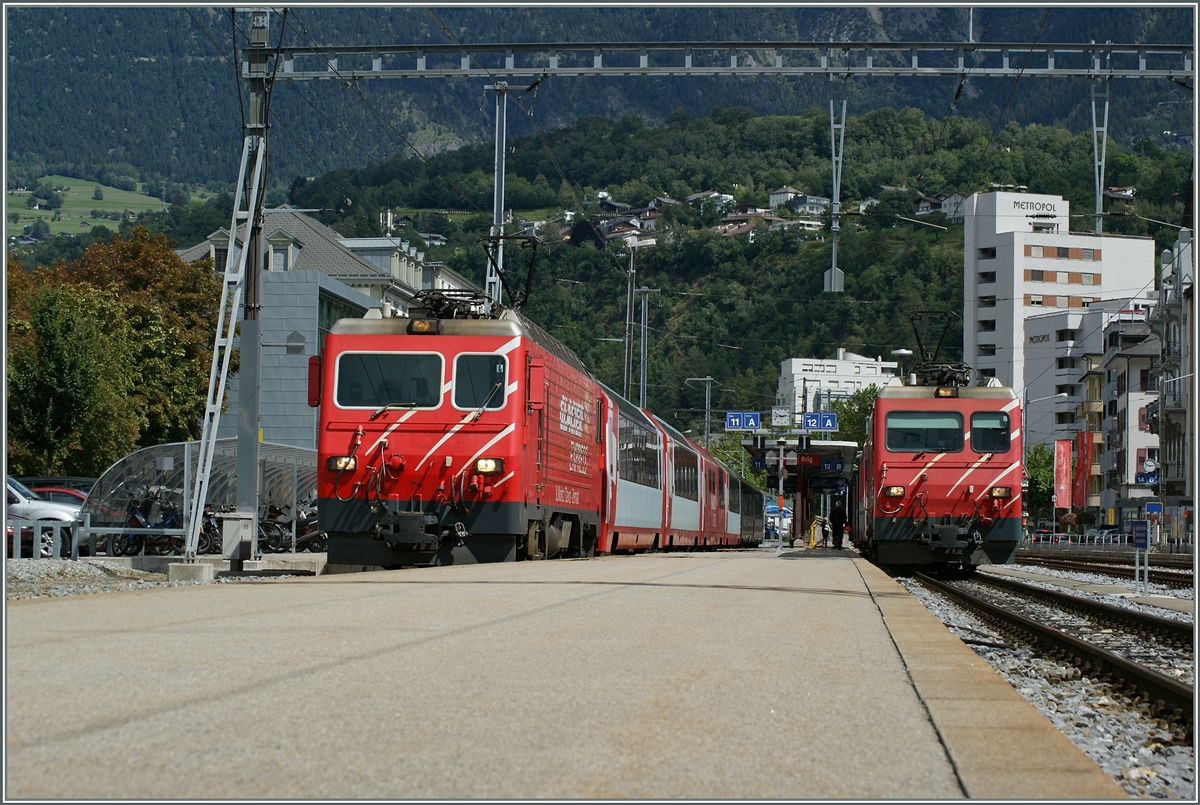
[975,571,1193,647]
[1015,556,1194,588]
[915,572,1193,725]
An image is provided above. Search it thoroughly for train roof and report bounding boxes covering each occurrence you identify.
[328,310,589,375]
[876,385,1018,399]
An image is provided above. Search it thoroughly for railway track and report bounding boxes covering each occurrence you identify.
[1017,549,1194,570]
[1015,555,1195,588]
[915,572,1193,740]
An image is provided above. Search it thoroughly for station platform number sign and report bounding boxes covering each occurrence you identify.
[801,412,839,432]
[725,411,761,430]
[820,457,845,472]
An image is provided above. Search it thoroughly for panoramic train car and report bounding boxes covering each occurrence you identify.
[312,290,762,568]
[852,377,1023,570]
[604,388,665,554]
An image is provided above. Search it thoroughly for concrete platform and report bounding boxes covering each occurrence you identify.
[982,564,1195,615]
[5,550,1124,799]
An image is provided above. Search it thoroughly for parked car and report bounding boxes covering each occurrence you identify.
[30,485,123,525]
[31,486,88,506]
[6,476,81,557]
[1031,528,1053,543]
[16,476,97,493]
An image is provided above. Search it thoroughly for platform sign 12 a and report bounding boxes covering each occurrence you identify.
[725,411,761,431]
[801,412,839,432]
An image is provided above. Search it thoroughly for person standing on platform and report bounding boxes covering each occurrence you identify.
[830,500,847,550]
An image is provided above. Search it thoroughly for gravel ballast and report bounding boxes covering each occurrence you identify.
[899,576,1195,799]
[5,558,279,599]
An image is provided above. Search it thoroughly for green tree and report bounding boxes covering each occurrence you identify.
[6,265,141,475]
[67,227,226,446]
[29,218,50,239]
[1024,442,1054,525]
[93,185,103,200]
[829,384,883,449]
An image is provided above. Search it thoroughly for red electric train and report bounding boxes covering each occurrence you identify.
[310,290,762,568]
[852,364,1023,571]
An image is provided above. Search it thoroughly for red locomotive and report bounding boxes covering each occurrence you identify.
[852,361,1023,571]
[309,291,762,568]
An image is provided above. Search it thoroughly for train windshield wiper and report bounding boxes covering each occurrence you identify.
[369,401,419,421]
[470,383,503,422]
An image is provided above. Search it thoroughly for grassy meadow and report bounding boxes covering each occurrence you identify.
[5,175,172,241]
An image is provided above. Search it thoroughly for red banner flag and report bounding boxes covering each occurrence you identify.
[1054,439,1072,508]
[1072,431,1092,508]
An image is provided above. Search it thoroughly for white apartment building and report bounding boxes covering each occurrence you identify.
[963,189,1156,396]
[1022,298,1157,450]
[776,348,900,416]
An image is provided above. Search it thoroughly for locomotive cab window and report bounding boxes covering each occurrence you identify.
[970,411,1010,453]
[885,411,963,453]
[454,354,507,410]
[336,352,442,408]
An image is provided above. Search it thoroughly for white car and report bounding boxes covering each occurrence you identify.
[6,476,80,557]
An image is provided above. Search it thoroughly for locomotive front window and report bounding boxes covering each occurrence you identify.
[885,411,964,453]
[970,412,1011,453]
[336,353,442,408]
[454,354,507,410]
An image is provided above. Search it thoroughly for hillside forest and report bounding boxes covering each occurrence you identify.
[6,105,1192,478]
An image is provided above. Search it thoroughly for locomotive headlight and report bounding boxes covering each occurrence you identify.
[935,386,959,398]
[883,486,906,497]
[475,457,504,475]
[989,486,1012,498]
[407,318,440,335]
[327,456,357,472]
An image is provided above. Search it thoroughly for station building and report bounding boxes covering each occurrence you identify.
[177,206,476,450]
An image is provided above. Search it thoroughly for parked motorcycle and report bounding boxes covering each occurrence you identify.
[108,488,184,556]
[258,503,326,553]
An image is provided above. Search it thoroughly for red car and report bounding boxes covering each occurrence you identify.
[32,487,89,506]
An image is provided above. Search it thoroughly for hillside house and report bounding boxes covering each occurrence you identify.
[769,186,800,209]
[790,194,830,217]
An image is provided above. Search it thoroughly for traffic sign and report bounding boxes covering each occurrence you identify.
[801,412,839,432]
[820,457,845,472]
[1131,519,1150,549]
[1135,472,1158,485]
[750,456,767,471]
[1146,502,1163,514]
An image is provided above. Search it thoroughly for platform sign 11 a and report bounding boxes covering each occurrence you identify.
[725,411,761,430]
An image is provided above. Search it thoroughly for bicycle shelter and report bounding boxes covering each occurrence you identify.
[78,439,317,556]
